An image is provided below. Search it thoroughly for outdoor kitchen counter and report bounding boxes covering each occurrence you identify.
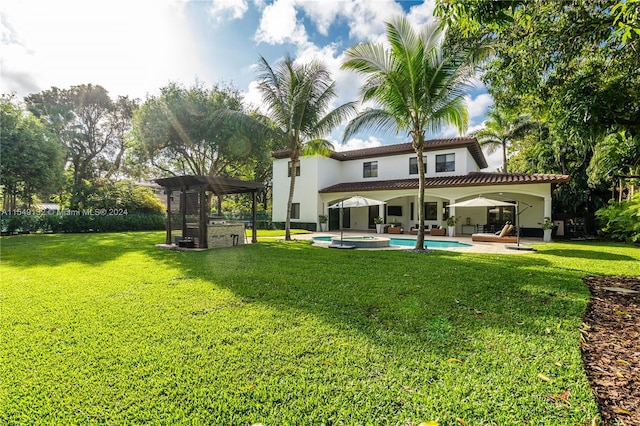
[207,222,244,248]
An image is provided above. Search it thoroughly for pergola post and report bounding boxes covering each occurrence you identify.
[199,187,208,248]
[252,190,258,243]
[165,189,172,245]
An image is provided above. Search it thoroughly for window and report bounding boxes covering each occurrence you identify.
[436,154,455,172]
[409,156,426,174]
[487,205,514,225]
[291,203,300,219]
[287,161,300,177]
[363,161,378,178]
[424,202,438,220]
[387,206,402,216]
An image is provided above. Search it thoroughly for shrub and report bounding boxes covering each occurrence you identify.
[595,193,640,243]
[0,213,165,234]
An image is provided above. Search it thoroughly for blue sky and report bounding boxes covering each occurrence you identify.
[1,0,498,168]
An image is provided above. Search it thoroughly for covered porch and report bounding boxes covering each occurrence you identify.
[318,172,569,236]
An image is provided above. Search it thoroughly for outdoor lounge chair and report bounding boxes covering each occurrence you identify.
[430,227,446,236]
[471,224,517,243]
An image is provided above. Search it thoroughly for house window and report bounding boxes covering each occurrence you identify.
[436,154,455,172]
[424,202,438,220]
[363,161,378,178]
[291,203,300,219]
[288,161,300,177]
[409,157,426,175]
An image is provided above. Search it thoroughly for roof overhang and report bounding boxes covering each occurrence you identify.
[318,172,570,193]
[154,175,264,195]
[272,137,489,169]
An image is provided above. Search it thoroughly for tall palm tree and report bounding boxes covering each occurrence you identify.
[473,109,532,172]
[222,55,356,240]
[342,16,476,250]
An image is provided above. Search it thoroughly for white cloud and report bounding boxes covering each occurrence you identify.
[483,149,503,172]
[465,93,493,119]
[242,80,264,112]
[209,0,249,23]
[254,0,308,46]
[298,1,344,36]
[337,136,383,152]
[342,0,404,43]
[0,0,204,99]
[407,0,437,27]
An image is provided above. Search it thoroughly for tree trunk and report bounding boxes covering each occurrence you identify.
[502,140,508,173]
[415,146,426,250]
[285,156,298,241]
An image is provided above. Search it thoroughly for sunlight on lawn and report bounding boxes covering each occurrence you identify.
[1,232,638,424]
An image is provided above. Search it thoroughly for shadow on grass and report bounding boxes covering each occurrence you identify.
[143,239,598,351]
[6,233,634,353]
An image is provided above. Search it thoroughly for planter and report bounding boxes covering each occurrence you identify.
[320,223,328,232]
[448,226,455,237]
[376,224,383,234]
[543,228,552,242]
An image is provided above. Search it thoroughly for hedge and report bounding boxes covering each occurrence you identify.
[1,213,165,234]
[270,221,318,232]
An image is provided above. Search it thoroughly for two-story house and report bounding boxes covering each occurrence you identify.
[272,137,569,235]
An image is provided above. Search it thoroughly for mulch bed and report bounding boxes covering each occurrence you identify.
[582,276,640,426]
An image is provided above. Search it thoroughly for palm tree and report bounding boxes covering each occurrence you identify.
[342,16,476,250]
[473,109,532,172]
[222,55,356,240]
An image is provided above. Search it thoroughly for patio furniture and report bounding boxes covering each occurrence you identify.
[472,224,517,243]
[430,227,446,236]
[388,226,404,234]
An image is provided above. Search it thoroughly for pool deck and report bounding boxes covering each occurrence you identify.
[297,230,543,254]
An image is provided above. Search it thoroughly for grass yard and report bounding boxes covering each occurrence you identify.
[1,232,639,425]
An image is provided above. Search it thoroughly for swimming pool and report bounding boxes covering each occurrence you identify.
[313,236,471,249]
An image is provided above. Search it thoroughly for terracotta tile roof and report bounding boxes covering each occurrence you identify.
[318,172,570,193]
[272,137,488,169]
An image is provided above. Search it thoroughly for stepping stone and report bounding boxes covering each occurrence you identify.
[601,286,639,294]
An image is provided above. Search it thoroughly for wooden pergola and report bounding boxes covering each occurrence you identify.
[154,175,264,247]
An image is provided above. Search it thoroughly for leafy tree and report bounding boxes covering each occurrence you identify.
[84,180,165,214]
[472,109,532,172]
[218,56,356,241]
[435,0,640,214]
[132,82,254,178]
[0,96,64,210]
[342,16,476,250]
[588,131,640,199]
[24,85,137,208]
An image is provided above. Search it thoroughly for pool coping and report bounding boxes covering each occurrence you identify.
[297,231,542,254]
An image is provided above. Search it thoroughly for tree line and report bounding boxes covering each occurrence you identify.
[2,5,638,242]
[1,82,276,215]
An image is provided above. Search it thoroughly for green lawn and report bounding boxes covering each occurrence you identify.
[1,232,638,425]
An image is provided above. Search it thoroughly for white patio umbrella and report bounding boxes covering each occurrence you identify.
[328,195,388,209]
[328,195,386,247]
[447,196,516,208]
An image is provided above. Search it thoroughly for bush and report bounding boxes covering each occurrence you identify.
[0,213,165,234]
[595,193,640,243]
[271,222,317,232]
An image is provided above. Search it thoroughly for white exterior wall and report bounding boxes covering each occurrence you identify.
[273,156,344,224]
[272,146,557,233]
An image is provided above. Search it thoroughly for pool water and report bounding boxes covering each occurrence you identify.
[313,236,471,249]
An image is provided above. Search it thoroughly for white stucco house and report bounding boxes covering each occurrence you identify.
[272,137,569,236]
